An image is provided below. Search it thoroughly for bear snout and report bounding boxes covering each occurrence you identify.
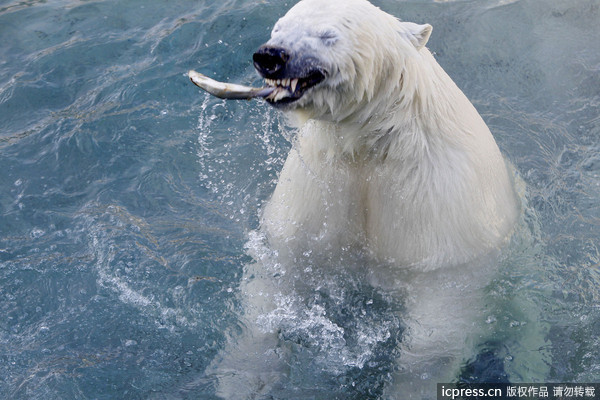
[253,45,290,79]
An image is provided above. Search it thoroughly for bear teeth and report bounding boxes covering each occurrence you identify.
[265,78,299,93]
[265,86,291,102]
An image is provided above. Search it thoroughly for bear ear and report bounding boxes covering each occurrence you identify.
[401,22,433,51]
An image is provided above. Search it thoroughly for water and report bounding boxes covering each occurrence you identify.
[0,0,598,398]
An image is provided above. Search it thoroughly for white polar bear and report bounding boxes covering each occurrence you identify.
[254,0,518,269]
[207,0,520,398]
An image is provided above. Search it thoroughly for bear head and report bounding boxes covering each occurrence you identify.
[253,0,432,122]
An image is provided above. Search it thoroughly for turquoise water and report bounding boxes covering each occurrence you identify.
[1,0,599,398]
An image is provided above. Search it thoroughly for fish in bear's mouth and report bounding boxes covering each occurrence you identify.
[187,68,326,104]
[187,48,327,104]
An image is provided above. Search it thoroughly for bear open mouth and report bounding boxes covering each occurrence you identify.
[263,70,326,104]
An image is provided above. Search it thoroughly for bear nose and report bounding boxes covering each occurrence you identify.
[253,45,290,78]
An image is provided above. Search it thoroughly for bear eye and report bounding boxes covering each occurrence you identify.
[317,30,339,45]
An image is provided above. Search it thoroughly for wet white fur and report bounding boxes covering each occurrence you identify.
[262,0,518,269]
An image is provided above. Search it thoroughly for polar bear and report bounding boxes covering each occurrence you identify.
[202,0,520,398]
[253,0,518,269]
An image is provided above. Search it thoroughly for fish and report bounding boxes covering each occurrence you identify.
[188,70,275,100]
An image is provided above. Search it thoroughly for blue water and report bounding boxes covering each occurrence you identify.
[1,0,599,398]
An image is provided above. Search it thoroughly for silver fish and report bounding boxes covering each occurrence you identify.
[188,70,274,100]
